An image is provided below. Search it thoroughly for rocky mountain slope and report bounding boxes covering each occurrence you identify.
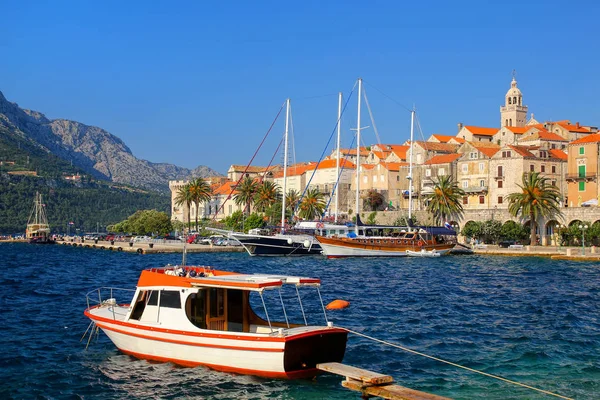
[0,91,220,191]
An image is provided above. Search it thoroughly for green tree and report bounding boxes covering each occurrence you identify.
[111,210,172,235]
[507,172,562,246]
[366,211,378,225]
[480,219,502,244]
[500,220,529,242]
[189,178,212,232]
[234,176,258,215]
[222,210,266,233]
[285,189,301,216]
[298,188,326,220]
[363,189,384,211]
[462,221,482,241]
[424,175,465,224]
[254,181,281,213]
[174,183,193,231]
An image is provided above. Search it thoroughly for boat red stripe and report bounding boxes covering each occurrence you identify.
[97,322,284,352]
[117,348,318,379]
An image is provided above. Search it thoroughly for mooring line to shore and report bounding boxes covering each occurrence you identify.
[342,328,573,400]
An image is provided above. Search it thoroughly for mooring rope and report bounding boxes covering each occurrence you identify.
[342,328,573,400]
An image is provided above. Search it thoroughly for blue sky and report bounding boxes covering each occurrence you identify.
[1,1,599,174]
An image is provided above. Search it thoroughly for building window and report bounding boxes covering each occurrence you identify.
[462,181,468,188]
[479,162,484,172]
[363,176,368,183]
[498,196,503,204]
[579,165,586,178]
[479,179,485,187]
[579,181,585,191]
[380,174,384,182]
[530,165,534,172]
[469,152,478,159]
[396,176,399,181]
[579,146,585,155]
[462,164,468,173]
[541,165,545,173]
[502,151,512,158]
[497,165,503,177]
[425,169,431,177]
[479,195,485,204]
[373,175,378,183]
[551,180,556,186]
[228,205,232,214]
[439,168,445,176]
[498,180,503,188]
[463,196,468,205]
[552,165,556,173]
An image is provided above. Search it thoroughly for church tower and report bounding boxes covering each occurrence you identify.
[500,72,528,127]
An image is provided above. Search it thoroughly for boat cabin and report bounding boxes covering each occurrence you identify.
[124,266,328,334]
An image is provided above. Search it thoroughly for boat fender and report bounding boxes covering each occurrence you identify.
[326,299,350,310]
[303,240,311,248]
[178,269,186,277]
[117,247,122,251]
[287,238,293,245]
[189,270,197,278]
[417,241,424,247]
[136,248,143,254]
[199,272,206,277]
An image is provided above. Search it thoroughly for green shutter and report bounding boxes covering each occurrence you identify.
[580,146,585,155]
[579,165,586,178]
[579,181,585,191]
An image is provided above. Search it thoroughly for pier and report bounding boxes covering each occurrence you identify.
[54,239,244,254]
[317,362,449,400]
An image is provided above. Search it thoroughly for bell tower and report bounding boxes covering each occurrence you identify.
[500,71,528,127]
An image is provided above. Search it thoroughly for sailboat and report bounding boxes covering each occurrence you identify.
[316,78,457,258]
[26,192,55,244]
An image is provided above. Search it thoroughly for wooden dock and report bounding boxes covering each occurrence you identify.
[317,362,450,400]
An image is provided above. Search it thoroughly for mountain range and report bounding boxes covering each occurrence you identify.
[0,91,220,191]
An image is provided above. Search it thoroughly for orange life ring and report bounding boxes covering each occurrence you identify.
[417,241,424,247]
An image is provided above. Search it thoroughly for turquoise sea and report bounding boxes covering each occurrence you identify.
[0,243,598,399]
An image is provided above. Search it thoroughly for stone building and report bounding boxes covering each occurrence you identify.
[566,134,600,207]
[456,142,500,210]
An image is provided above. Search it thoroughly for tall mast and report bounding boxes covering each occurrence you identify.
[335,92,342,223]
[355,78,362,233]
[408,108,415,220]
[281,98,290,232]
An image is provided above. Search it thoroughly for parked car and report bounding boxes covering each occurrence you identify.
[498,240,518,248]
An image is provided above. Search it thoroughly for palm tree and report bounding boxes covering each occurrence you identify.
[424,175,465,224]
[507,172,562,246]
[174,183,193,232]
[189,178,212,232]
[253,181,281,213]
[234,176,258,215]
[298,188,326,220]
[285,189,301,217]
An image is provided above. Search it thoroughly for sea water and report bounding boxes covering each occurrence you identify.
[0,243,598,399]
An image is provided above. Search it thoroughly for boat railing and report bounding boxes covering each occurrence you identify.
[85,286,135,320]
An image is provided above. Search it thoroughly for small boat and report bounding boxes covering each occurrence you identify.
[406,249,441,257]
[26,192,55,244]
[84,265,348,378]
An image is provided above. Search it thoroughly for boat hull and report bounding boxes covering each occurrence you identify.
[317,236,454,258]
[86,308,346,379]
[232,235,322,256]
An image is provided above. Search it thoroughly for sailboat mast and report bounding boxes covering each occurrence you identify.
[408,109,415,220]
[355,78,362,233]
[281,98,290,232]
[335,92,342,223]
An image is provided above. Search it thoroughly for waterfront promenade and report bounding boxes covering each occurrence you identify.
[53,239,244,254]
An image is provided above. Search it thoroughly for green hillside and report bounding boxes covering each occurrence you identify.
[0,126,170,233]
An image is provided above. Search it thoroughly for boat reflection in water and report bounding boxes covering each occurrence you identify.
[84,265,347,378]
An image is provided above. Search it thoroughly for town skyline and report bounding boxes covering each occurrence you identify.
[2,1,599,174]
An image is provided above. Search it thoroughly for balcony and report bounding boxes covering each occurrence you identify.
[494,174,505,180]
[421,186,434,195]
[463,186,488,193]
[566,172,597,181]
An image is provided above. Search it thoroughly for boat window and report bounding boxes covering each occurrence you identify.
[227,289,244,332]
[185,290,206,329]
[207,288,226,330]
[129,290,148,320]
[160,290,181,309]
[147,290,158,306]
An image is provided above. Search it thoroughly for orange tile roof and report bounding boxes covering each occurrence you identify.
[388,145,409,159]
[371,150,391,159]
[431,134,456,143]
[507,145,536,158]
[379,161,408,171]
[415,141,458,153]
[521,130,568,142]
[214,181,239,196]
[423,153,461,165]
[449,137,466,144]
[271,162,317,178]
[340,147,370,156]
[557,121,591,133]
[360,163,376,170]
[549,149,568,160]
[229,165,279,173]
[569,133,600,145]
[464,126,499,136]
[505,126,529,134]
[469,142,501,158]
[305,158,356,171]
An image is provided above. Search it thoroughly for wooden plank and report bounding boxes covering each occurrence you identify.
[317,362,394,385]
[343,380,451,400]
